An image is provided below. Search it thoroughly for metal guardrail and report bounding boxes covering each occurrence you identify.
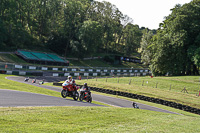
[0,62,150,77]
[0,62,149,73]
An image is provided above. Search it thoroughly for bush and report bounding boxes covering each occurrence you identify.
[104,55,114,63]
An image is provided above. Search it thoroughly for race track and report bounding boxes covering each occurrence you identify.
[0,89,102,107]
[3,76,180,115]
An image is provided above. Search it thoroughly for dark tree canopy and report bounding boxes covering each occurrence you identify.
[141,0,200,75]
[2,0,199,76]
[0,0,142,58]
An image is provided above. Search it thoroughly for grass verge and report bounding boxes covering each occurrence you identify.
[0,74,59,97]
[1,75,200,132]
[0,106,200,133]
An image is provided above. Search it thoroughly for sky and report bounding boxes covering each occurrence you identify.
[95,0,192,29]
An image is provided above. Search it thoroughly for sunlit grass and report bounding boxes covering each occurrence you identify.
[75,76,200,109]
[1,75,200,132]
[0,106,200,133]
[0,74,59,97]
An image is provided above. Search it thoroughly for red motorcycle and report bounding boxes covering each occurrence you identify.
[79,88,92,103]
[61,84,79,101]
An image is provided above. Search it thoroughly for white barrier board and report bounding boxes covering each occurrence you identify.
[42,67,48,70]
[53,68,58,71]
[15,65,22,69]
[29,66,36,70]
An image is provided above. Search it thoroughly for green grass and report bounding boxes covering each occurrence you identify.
[69,59,112,67]
[0,107,200,133]
[75,76,200,109]
[0,54,27,63]
[69,58,147,68]
[1,75,200,132]
[0,75,59,97]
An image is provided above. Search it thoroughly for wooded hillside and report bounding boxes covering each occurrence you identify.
[0,0,142,58]
[1,0,200,75]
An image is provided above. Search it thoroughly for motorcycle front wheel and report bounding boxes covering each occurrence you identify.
[61,90,67,98]
[79,94,84,101]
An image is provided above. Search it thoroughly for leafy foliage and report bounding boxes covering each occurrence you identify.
[0,0,142,58]
[141,0,200,75]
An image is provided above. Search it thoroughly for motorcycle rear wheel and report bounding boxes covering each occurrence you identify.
[73,91,79,101]
[61,90,67,98]
[87,96,92,103]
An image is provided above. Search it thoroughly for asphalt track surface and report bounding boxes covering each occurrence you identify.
[3,76,180,115]
[0,89,101,107]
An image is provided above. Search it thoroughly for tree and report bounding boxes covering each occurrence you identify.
[0,0,143,59]
[0,19,7,50]
[71,20,103,59]
[148,0,200,75]
[121,23,142,56]
[89,1,123,53]
[141,29,154,65]
[62,0,90,57]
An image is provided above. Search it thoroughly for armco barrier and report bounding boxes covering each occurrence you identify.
[53,82,62,86]
[52,82,200,115]
[0,62,150,77]
[3,70,149,77]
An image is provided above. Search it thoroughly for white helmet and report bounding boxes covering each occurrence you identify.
[68,76,72,80]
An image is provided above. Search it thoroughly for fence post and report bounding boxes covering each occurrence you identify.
[129,79,131,85]
[181,87,188,93]
[146,81,148,88]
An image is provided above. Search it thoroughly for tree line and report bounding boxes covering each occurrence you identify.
[0,0,142,59]
[141,0,200,76]
[1,0,200,76]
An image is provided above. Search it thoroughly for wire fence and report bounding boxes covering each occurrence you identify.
[88,76,200,96]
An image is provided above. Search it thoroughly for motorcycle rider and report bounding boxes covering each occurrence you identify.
[62,76,73,86]
[62,76,74,91]
[80,83,91,97]
[24,77,29,82]
[61,75,79,100]
[132,102,139,109]
[71,79,77,91]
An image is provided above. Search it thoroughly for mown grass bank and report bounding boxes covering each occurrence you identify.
[75,76,200,109]
[68,58,147,68]
[0,106,200,133]
[0,53,27,63]
[1,75,200,132]
[0,75,59,97]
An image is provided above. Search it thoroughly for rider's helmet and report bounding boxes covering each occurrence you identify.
[72,79,76,85]
[84,83,87,87]
[68,76,72,81]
